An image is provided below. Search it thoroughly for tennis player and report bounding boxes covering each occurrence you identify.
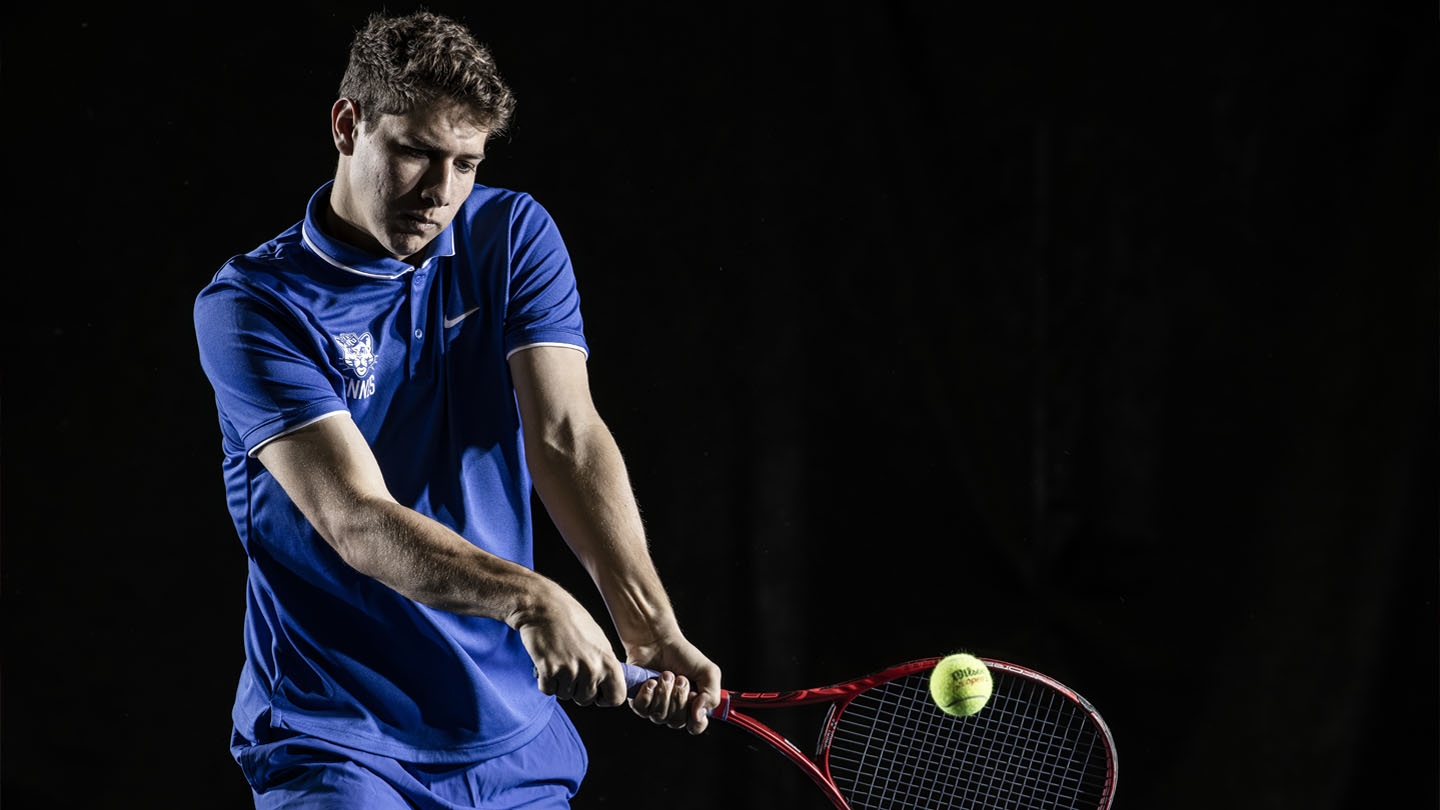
[193,10,721,808]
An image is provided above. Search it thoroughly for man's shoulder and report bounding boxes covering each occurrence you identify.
[457,185,566,243]
[460,183,533,216]
[198,222,310,303]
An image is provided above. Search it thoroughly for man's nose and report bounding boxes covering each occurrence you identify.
[419,164,454,207]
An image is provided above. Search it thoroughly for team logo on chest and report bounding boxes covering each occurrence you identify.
[333,332,379,400]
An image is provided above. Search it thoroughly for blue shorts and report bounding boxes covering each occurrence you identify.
[231,703,588,809]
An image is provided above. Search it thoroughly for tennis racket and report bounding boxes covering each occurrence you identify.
[623,656,1117,810]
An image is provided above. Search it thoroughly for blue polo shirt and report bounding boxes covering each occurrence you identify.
[194,181,587,763]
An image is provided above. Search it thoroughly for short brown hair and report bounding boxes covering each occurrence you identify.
[338,10,516,136]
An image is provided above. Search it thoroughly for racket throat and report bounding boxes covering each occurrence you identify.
[711,693,734,721]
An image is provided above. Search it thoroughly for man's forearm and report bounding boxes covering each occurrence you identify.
[528,423,681,644]
[324,494,553,623]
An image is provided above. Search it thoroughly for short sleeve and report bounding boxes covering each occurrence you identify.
[194,279,348,456]
[503,195,588,357]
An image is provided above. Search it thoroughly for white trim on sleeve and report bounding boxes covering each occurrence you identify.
[505,342,589,360]
[247,409,350,458]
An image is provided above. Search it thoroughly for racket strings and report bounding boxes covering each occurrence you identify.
[826,671,1111,809]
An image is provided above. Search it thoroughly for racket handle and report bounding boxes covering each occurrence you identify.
[622,662,729,720]
[622,662,662,696]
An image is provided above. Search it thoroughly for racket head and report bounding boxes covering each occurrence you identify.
[818,656,1117,810]
[621,657,1118,810]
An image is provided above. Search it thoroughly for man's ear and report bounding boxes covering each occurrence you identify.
[332,98,361,155]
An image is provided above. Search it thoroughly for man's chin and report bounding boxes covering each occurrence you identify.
[384,234,434,262]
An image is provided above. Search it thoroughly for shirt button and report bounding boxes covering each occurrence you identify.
[414,329,424,339]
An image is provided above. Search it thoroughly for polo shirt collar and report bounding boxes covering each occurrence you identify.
[299,181,456,279]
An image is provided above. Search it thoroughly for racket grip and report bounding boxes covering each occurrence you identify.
[622,662,662,697]
[622,662,729,719]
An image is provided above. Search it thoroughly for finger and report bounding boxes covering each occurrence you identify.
[553,671,575,702]
[571,671,600,706]
[533,665,561,697]
[666,675,692,729]
[645,671,678,725]
[598,665,628,708]
[687,694,711,735]
[629,677,659,714]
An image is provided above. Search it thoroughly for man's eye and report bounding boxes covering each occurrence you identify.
[456,161,477,174]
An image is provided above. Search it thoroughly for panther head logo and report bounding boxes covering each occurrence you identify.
[334,332,377,378]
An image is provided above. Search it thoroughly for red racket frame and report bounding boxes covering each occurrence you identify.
[626,656,1118,810]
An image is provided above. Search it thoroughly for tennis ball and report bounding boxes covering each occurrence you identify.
[929,653,992,717]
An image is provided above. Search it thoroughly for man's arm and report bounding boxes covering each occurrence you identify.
[254,413,628,706]
[509,345,722,733]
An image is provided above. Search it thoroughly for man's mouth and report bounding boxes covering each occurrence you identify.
[399,213,439,233]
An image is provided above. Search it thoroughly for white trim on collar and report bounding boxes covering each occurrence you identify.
[300,223,416,280]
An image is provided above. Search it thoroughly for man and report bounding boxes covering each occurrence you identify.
[193,10,720,808]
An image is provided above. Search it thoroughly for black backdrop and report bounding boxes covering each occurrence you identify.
[3,2,1436,808]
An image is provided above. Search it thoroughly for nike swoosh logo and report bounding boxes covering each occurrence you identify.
[443,307,481,328]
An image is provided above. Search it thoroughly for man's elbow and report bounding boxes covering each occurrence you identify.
[306,495,397,577]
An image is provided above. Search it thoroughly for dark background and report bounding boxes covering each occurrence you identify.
[3,2,1436,808]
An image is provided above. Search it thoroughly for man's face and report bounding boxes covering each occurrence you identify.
[330,99,489,262]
